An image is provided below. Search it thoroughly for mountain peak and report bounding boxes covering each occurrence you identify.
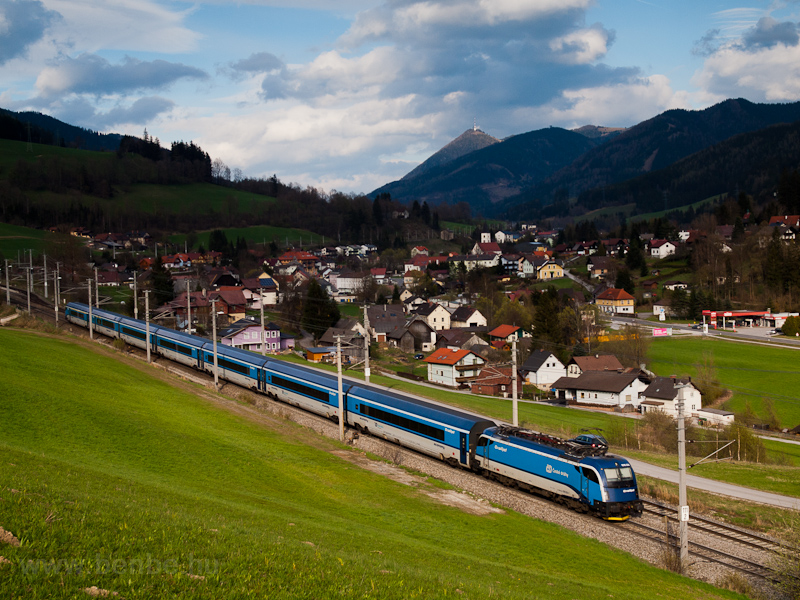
[401,127,500,181]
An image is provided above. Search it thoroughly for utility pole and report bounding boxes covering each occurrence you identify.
[144,290,151,363]
[336,335,344,442]
[43,254,48,299]
[133,273,138,319]
[186,285,192,334]
[211,298,219,391]
[26,267,31,314]
[260,291,266,357]
[512,336,518,426]
[94,267,99,307]
[53,267,60,324]
[5,259,9,305]
[363,304,370,384]
[88,281,93,340]
[677,383,689,567]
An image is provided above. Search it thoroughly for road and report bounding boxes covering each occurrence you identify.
[628,458,800,510]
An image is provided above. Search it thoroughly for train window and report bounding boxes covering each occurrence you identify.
[122,326,146,340]
[581,467,599,484]
[160,340,177,352]
[359,404,445,441]
[603,466,635,487]
[218,358,249,375]
[272,375,329,403]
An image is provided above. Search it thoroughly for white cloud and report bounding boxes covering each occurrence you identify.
[341,0,592,46]
[549,26,611,64]
[533,75,690,128]
[43,0,200,53]
[693,42,800,101]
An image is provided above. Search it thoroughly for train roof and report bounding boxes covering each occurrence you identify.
[266,359,349,390]
[203,342,271,367]
[348,383,496,432]
[67,302,122,322]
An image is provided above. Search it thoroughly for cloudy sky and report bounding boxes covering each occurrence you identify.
[2,0,800,194]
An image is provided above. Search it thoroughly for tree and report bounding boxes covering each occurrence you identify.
[615,269,635,295]
[301,279,340,342]
[150,257,174,307]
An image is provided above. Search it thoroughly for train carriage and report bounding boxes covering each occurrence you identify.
[200,343,265,390]
[65,303,90,327]
[65,303,123,339]
[153,328,205,369]
[346,384,495,467]
[117,315,159,352]
[263,360,347,419]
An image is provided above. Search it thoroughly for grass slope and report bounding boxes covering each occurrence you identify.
[168,225,322,251]
[0,328,738,599]
[647,336,800,427]
[0,222,48,259]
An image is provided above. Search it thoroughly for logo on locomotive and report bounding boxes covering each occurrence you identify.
[546,464,568,477]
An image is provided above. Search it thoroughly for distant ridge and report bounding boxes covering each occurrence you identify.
[402,127,499,181]
[0,108,123,152]
[572,125,626,139]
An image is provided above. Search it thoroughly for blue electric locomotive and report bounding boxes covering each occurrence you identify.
[475,425,642,520]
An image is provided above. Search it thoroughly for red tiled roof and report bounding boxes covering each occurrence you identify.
[423,348,474,365]
[488,324,521,339]
[596,288,634,301]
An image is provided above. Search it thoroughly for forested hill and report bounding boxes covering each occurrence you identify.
[400,127,499,181]
[571,120,800,217]
[371,126,599,215]
[501,98,800,215]
[0,108,123,151]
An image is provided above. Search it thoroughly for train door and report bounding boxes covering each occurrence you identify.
[459,432,467,465]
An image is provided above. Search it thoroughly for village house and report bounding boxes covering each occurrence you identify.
[553,371,649,410]
[595,288,635,315]
[449,306,487,328]
[423,348,485,388]
[411,302,452,331]
[488,324,522,342]
[566,354,624,377]
[639,376,702,418]
[220,318,293,353]
[520,349,567,390]
[648,239,676,259]
[471,365,523,398]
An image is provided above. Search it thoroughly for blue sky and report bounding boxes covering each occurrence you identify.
[2,0,800,194]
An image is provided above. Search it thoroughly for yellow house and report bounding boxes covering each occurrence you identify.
[537,261,564,279]
[595,288,635,315]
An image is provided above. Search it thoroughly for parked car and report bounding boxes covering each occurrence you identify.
[414,353,424,359]
[570,433,609,450]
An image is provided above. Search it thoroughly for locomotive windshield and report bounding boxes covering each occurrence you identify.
[603,465,635,488]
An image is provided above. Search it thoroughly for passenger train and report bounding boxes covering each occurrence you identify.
[65,302,643,520]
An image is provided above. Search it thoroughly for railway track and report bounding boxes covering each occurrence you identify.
[618,516,780,580]
[642,499,789,554]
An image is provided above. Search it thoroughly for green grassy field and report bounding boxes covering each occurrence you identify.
[169,225,323,251]
[0,328,743,599]
[647,336,800,428]
[0,222,48,260]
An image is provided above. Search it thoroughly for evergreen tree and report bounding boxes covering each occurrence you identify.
[391,285,401,304]
[150,257,174,307]
[301,279,340,342]
[372,196,384,227]
[615,269,635,295]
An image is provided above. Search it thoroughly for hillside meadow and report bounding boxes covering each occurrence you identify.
[0,222,48,259]
[0,327,742,600]
[647,336,800,428]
